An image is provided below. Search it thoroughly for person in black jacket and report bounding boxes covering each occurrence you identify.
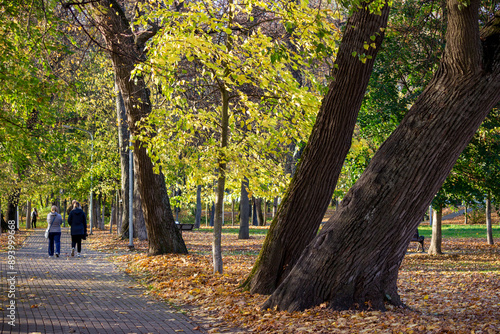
[68,201,87,257]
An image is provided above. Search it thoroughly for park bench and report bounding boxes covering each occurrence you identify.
[175,222,195,231]
[410,230,425,252]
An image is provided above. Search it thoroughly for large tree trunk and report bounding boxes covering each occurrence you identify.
[243,2,391,294]
[486,194,494,245]
[428,205,443,255]
[89,0,187,255]
[263,1,500,311]
[239,178,250,240]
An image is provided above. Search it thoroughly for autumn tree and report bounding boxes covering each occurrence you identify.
[262,0,500,311]
[63,0,188,254]
[138,0,338,272]
[244,0,391,293]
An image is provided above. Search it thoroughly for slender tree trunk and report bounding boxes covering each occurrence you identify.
[464,203,468,224]
[116,85,131,239]
[263,200,267,226]
[243,2,391,294]
[97,193,103,229]
[255,198,264,226]
[90,0,187,254]
[263,1,500,311]
[231,199,235,226]
[428,204,443,255]
[195,185,202,228]
[213,88,230,274]
[486,194,494,245]
[26,201,31,229]
[239,178,250,240]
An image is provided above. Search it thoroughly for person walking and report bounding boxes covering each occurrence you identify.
[68,201,87,257]
[46,206,62,257]
[31,207,38,228]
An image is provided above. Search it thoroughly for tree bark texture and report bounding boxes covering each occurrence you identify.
[90,0,187,254]
[263,1,500,311]
[239,178,250,240]
[428,205,443,255]
[244,2,391,294]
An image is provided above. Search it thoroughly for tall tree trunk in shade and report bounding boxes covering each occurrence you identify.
[89,0,187,254]
[195,185,202,229]
[243,2,391,294]
[428,205,443,255]
[116,86,130,239]
[239,178,250,240]
[486,194,494,245]
[262,1,500,311]
[26,201,31,229]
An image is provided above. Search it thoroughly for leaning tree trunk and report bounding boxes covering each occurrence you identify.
[428,204,443,255]
[243,1,391,294]
[486,194,494,245]
[89,0,187,254]
[263,1,500,311]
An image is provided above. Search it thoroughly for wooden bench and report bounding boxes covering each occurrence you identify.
[411,230,425,252]
[175,223,194,231]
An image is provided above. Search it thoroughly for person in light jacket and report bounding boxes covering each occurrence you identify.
[46,206,63,257]
[68,201,87,257]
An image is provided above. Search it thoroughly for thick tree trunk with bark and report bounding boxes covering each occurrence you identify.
[90,0,187,255]
[244,2,391,294]
[263,1,500,311]
[239,178,250,239]
[428,205,443,255]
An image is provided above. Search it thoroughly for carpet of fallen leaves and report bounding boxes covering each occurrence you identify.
[0,228,28,252]
[87,227,500,333]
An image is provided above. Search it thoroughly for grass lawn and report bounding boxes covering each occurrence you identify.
[418,224,500,239]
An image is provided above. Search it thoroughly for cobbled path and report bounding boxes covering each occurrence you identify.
[1,228,204,334]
